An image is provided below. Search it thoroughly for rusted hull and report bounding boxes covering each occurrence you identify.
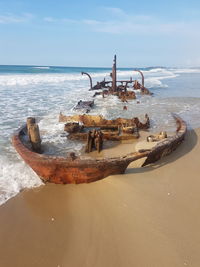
[12,115,187,184]
[12,126,149,184]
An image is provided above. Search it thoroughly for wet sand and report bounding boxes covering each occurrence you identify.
[0,128,200,267]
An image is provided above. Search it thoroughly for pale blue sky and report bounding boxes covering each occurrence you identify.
[0,0,200,67]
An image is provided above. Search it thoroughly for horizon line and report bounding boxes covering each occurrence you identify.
[0,64,188,69]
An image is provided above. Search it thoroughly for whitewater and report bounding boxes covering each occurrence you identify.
[1,65,200,205]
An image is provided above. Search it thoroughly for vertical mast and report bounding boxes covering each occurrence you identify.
[112,55,117,92]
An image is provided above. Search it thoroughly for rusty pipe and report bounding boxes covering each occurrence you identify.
[81,72,93,90]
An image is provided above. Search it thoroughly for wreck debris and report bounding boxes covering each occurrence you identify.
[91,79,107,90]
[133,80,141,90]
[65,124,139,141]
[85,130,103,153]
[62,113,149,144]
[74,100,94,113]
[118,90,136,101]
[64,122,83,133]
[134,70,144,87]
[141,86,153,95]
[133,71,153,95]
[59,113,150,129]
[12,114,187,184]
[91,79,133,91]
[93,91,102,97]
[85,130,92,153]
[69,152,77,160]
[147,131,167,142]
[27,117,35,139]
[133,114,150,129]
[95,131,103,152]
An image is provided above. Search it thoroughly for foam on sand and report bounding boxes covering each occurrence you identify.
[0,157,43,205]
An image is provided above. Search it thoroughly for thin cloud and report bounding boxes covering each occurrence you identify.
[103,7,127,17]
[81,9,199,36]
[43,17,78,24]
[84,19,182,35]
[82,19,101,25]
[42,7,200,37]
[61,18,78,24]
[43,17,56,22]
[0,13,34,24]
[102,6,152,21]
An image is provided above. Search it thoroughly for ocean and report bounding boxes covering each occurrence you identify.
[1,65,200,205]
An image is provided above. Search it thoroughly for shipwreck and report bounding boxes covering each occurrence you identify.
[12,55,187,184]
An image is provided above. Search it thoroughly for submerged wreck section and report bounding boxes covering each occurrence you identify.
[12,114,186,184]
[82,55,153,100]
[73,100,94,113]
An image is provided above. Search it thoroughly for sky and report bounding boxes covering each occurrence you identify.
[0,0,200,67]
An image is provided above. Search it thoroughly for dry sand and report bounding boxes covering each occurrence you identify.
[0,128,200,267]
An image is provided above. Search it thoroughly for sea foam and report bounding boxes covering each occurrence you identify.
[0,156,43,205]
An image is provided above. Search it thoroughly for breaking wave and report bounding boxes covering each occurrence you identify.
[0,67,176,88]
[171,68,200,74]
[32,66,50,69]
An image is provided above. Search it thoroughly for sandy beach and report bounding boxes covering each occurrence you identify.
[0,127,199,267]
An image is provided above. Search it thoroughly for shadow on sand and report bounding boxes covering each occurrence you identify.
[126,128,198,174]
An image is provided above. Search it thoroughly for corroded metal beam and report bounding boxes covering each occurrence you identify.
[104,79,133,85]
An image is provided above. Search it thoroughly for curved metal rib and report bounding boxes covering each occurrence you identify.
[134,70,144,87]
[81,72,93,90]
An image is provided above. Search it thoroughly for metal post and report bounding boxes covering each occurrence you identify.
[112,55,117,92]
